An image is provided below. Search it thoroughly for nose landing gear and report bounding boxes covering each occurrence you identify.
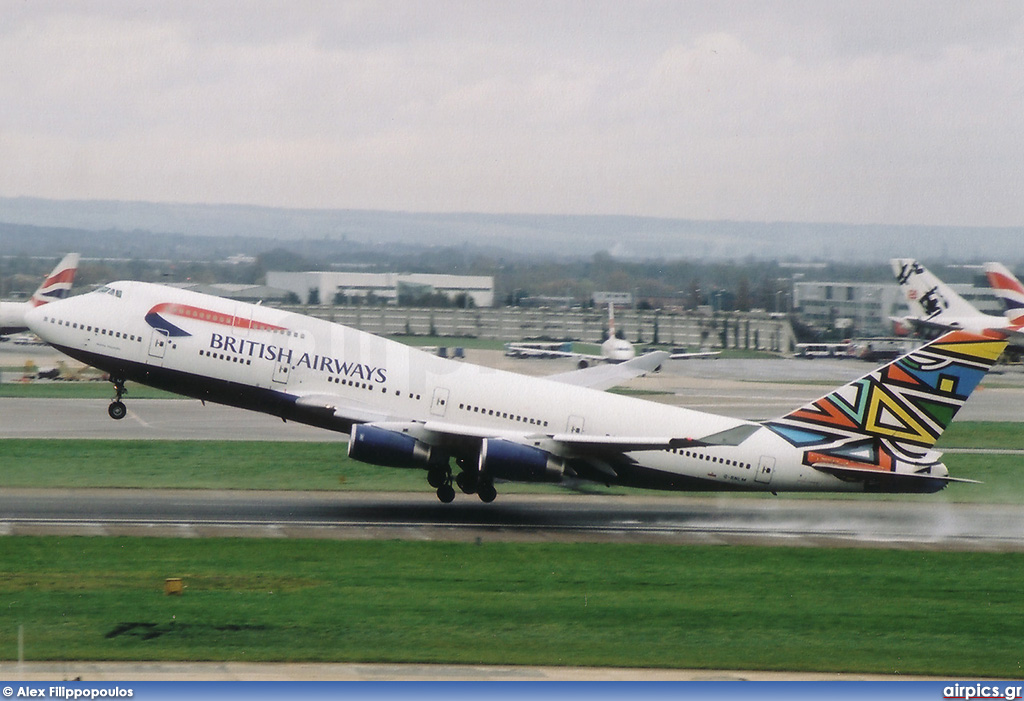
[108,378,127,420]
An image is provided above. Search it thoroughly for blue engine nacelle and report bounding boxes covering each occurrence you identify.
[478,438,565,483]
[348,425,435,468]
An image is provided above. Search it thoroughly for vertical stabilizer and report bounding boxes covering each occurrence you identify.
[891,258,982,321]
[30,253,80,307]
[764,330,1006,484]
[984,262,1024,325]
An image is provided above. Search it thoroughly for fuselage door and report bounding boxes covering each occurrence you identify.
[272,352,291,385]
[430,387,450,417]
[148,328,168,361]
[755,455,776,484]
[566,415,585,434]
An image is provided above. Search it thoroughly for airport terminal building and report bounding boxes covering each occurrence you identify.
[266,271,495,308]
[793,276,1002,337]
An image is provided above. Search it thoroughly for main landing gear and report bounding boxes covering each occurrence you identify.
[107,377,128,420]
[427,464,456,503]
[428,459,497,504]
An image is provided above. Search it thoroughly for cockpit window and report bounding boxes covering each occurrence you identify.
[95,285,123,298]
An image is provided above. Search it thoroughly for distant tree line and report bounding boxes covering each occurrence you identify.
[0,221,992,313]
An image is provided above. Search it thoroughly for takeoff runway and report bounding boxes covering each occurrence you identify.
[2,489,1023,551]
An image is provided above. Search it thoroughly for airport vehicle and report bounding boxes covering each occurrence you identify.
[26,281,1005,502]
[984,262,1024,326]
[891,258,1023,344]
[0,253,80,336]
[794,342,851,359]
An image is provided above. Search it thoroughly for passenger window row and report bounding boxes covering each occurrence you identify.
[198,349,252,366]
[325,375,423,401]
[670,447,751,470]
[42,316,143,343]
[458,402,549,428]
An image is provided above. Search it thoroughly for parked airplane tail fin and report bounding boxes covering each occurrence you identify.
[890,258,982,320]
[984,262,1024,325]
[764,330,1006,488]
[30,253,80,307]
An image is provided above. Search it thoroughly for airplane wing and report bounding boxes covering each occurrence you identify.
[545,351,668,390]
[506,344,603,362]
[669,350,720,359]
[504,342,575,358]
[293,393,398,425]
[362,417,759,458]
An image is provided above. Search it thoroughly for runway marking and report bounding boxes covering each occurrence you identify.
[127,409,153,428]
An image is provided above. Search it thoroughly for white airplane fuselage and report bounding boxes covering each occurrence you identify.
[27,281,983,500]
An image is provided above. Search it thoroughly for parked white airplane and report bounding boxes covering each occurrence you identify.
[0,253,80,336]
[505,303,718,367]
[891,258,1024,345]
[26,281,1005,502]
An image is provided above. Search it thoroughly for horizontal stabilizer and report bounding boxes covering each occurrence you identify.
[812,462,980,486]
[669,350,721,359]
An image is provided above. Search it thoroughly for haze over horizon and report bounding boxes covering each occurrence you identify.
[2,195,1022,265]
[3,2,1024,231]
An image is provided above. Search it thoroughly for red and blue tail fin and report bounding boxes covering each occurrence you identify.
[30,253,79,307]
[984,262,1024,326]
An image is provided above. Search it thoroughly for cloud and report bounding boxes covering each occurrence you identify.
[2,1,1024,227]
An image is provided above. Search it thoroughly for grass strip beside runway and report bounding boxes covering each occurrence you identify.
[1,537,1022,677]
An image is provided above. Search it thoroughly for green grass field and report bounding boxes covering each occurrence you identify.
[2,423,1022,674]
[2,537,1023,676]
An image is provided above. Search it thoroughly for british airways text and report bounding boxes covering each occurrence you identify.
[209,333,387,383]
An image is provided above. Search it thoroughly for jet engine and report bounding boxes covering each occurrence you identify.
[348,424,435,468]
[478,438,565,483]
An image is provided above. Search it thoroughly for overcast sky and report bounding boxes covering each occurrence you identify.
[3,1,1024,227]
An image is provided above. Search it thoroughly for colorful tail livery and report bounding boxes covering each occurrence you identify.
[984,262,1024,326]
[30,253,80,307]
[765,330,1007,491]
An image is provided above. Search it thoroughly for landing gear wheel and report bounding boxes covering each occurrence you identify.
[456,471,478,494]
[436,483,456,503]
[427,466,449,489]
[477,482,497,503]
